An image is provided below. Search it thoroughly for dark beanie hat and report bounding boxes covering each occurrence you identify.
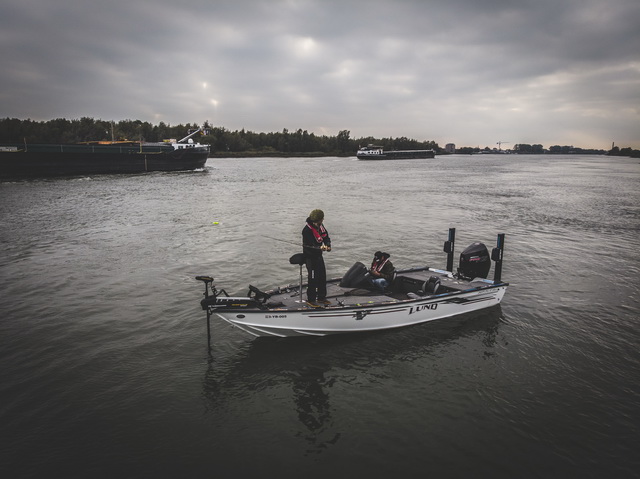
[309,209,324,221]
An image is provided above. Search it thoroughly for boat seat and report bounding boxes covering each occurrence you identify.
[289,253,306,265]
[390,275,422,294]
[424,276,441,294]
[392,274,444,297]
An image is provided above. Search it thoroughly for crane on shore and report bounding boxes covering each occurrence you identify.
[497,141,510,151]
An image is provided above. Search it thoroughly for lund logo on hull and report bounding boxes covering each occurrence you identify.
[409,303,438,315]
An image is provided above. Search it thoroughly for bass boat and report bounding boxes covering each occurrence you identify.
[195,229,507,340]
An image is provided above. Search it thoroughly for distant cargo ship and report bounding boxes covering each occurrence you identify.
[0,129,209,179]
[357,144,435,160]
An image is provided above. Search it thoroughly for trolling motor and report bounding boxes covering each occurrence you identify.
[195,275,262,351]
[196,275,265,310]
[195,275,228,309]
[195,275,223,352]
[195,275,214,296]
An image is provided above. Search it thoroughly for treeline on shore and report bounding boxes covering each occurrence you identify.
[0,117,438,156]
[457,144,611,155]
[607,146,640,158]
[505,144,638,157]
[1,117,637,157]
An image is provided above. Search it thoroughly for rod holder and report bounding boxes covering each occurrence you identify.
[443,228,456,272]
[491,233,505,283]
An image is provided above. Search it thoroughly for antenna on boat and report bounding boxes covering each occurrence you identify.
[178,127,204,143]
[491,234,505,283]
[444,228,456,272]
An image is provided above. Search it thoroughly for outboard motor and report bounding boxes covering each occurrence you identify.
[339,262,370,288]
[458,242,491,279]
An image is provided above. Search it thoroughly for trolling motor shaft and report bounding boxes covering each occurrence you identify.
[195,275,224,353]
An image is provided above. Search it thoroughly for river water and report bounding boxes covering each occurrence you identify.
[1,154,639,478]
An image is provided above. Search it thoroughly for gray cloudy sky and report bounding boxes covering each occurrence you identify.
[2,0,639,149]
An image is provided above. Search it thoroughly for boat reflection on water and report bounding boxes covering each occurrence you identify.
[200,306,504,454]
[292,365,340,453]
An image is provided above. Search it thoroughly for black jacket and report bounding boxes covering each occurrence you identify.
[302,218,331,257]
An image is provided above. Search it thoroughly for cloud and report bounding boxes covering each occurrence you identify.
[1,0,639,148]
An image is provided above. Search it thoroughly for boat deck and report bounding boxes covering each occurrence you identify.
[260,267,496,311]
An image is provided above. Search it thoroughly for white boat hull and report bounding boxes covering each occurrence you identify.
[196,229,508,340]
[213,284,506,338]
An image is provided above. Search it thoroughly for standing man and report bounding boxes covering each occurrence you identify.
[302,209,331,307]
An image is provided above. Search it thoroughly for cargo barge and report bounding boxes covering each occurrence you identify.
[0,129,209,178]
[357,144,435,160]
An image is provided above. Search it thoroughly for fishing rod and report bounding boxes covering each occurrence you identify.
[263,235,328,250]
